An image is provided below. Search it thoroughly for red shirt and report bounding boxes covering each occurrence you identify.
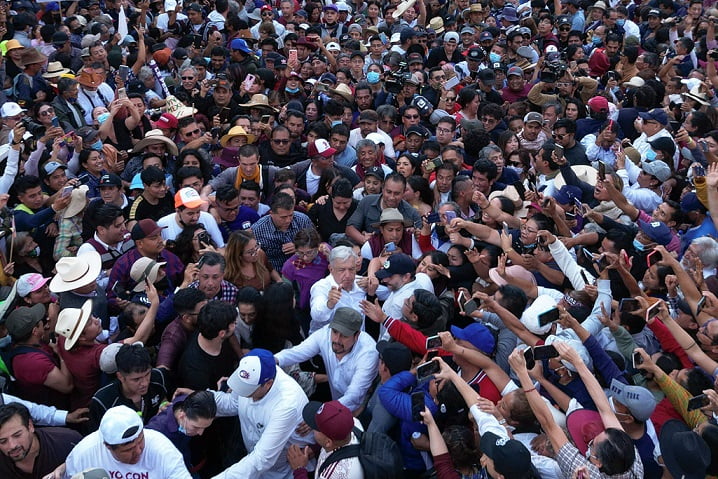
[12,346,68,408]
[58,337,107,410]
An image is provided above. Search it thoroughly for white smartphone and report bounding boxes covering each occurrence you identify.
[444,76,460,90]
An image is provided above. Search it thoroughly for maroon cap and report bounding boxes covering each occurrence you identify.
[302,400,353,441]
[307,139,337,158]
[587,96,609,113]
[131,219,167,241]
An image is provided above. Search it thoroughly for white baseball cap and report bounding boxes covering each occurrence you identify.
[0,102,26,118]
[99,406,144,445]
[174,187,207,209]
[227,349,276,397]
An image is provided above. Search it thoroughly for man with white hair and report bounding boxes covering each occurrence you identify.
[309,246,366,334]
[682,236,718,278]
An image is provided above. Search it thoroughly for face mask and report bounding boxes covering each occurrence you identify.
[178,418,188,435]
[331,120,343,127]
[367,71,381,84]
[68,96,78,103]
[489,52,501,63]
[27,246,40,257]
[506,165,523,176]
[645,149,657,162]
[592,36,602,45]
[74,27,84,35]
[97,112,111,125]
[616,19,625,26]
[91,140,103,151]
[633,238,645,251]
[285,86,300,94]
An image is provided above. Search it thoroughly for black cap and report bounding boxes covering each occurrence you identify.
[376,341,413,376]
[186,3,202,12]
[52,31,69,46]
[477,68,496,86]
[99,173,122,188]
[467,47,485,62]
[364,166,385,181]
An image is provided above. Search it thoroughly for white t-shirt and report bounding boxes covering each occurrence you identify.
[157,211,225,247]
[64,429,191,479]
[156,12,188,32]
[306,167,321,196]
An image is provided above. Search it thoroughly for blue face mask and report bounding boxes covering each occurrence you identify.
[367,71,381,84]
[285,86,300,94]
[592,36,602,45]
[331,120,343,127]
[97,112,111,125]
[633,238,645,251]
[506,165,523,176]
[91,140,103,151]
[616,19,625,26]
[178,418,188,435]
[645,149,657,162]
[489,52,501,63]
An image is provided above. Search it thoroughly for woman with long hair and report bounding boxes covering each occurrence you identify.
[405,175,434,217]
[169,224,215,266]
[224,230,280,291]
[455,88,480,122]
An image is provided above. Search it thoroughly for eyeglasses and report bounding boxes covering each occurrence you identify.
[436,127,454,134]
[181,76,195,80]
[40,108,55,116]
[698,318,718,345]
[272,138,290,144]
[553,133,568,140]
[404,114,420,119]
[186,128,201,136]
[481,117,498,124]
[559,26,571,31]
[261,11,273,16]
[296,248,318,258]
[521,224,538,234]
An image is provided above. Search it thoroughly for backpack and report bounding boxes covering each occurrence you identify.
[317,427,403,479]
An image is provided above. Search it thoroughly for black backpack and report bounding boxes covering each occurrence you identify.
[317,427,403,479]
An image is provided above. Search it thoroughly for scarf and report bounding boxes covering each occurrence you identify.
[235,165,262,186]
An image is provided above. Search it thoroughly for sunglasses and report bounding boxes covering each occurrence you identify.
[261,11,273,16]
[272,139,290,144]
[559,26,571,31]
[181,76,195,80]
[404,114,420,119]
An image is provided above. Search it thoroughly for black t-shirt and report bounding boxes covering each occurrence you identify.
[0,427,82,479]
[88,368,169,432]
[128,194,175,222]
[177,332,238,391]
[307,199,358,243]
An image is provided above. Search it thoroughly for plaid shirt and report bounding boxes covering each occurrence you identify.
[106,248,184,306]
[555,442,643,479]
[251,211,314,271]
[54,216,83,260]
[188,280,239,304]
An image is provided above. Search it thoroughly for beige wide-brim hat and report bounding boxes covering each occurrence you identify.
[55,298,94,350]
[131,129,179,156]
[371,207,413,229]
[554,165,598,189]
[330,84,353,103]
[220,125,256,147]
[130,257,166,292]
[392,0,417,19]
[49,251,102,293]
[239,94,278,112]
[428,17,445,34]
[43,61,72,79]
[63,185,89,219]
[683,86,711,106]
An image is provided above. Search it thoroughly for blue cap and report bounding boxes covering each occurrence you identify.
[129,173,144,191]
[230,38,252,54]
[375,253,416,280]
[554,185,582,205]
[638,108,668,126]
[319,72,337,85]
[680,192,706,213]
[637,219,672,246]
[451,323,495,355]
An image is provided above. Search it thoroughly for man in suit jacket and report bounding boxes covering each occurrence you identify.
[52,77,87,130]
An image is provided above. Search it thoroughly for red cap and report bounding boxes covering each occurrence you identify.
[307,138,336,158]
[153,113,178,129]
[587,96,609,113]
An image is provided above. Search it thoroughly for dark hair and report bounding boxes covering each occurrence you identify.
[442,425,479,470]
[15,176,43,196]
[497,285,529,318]
[457,87,478,108]
[141,166,165,186]
[412,289,442,329]
[683,368,714,396]
[293,227,320,248]
[215,184,240,203]
[384,172,407,188]
[177,390,217,420]
[239,180,261,195]
[324,99,345,117]
[174,166,204,191]
[173,287,207,315]
[332,178,353,199]
[197,300,236,340]
[0,403,31,429]
[253,282,301,353]
[198,251,225,271]
[407,175,433,206]
[95,204,125,229]
[270,192,294,212]
[237,286,261,306]
[594,428,636,475]
[553,118,576,134]
[463,128,491,154]
[564,97,587,119]
[472,158,498,181]
[115,343,152,375]
[330,123,350,138]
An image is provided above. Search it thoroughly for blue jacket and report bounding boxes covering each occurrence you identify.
[378,371,438,472]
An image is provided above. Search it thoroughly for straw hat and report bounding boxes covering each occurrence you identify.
[392,0,417,19]
[370,208,413,229]
[329,84,353,102]
[55,298,94,350]
[63,185,89,219]
[49,251,102,293]
[683,86,711,106]
[131,129,179,156]
[163,95,197,119]
[220,125,256,147]
[554,165,599,189]
[238,94,278,112]
[42,61,72,79]
[5,39,22,52]
[130,257,166,292]
[428,17,445,34]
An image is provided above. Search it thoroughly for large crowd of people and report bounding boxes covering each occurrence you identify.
[0,0,716,478]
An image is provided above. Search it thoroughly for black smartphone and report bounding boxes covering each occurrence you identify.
[426,212,441,224]
[580,269,591,285]
[632,351,643,369]
[513,181,526,200]
[211,126,221,139]
[416,360,440,382]
[411,391,425,422]
[686,394,710,411]
[554,144,564,159]
[524,348,535,370]
[426,335,442,350]
[696,295,707,314]
[646,249,660,268]
[463,299,479,315]
[219,380,229,392]
[598,161,606,181]
[426,349,440,360]
[197,231,211,247]
[261,114,272,124]
[532,344,559,360]
[620,298,640,313]
[538,307,560,327]
[112,281,131,300]
[219,107,231,123]
[192,34,202,49]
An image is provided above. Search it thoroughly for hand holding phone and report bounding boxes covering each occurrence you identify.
[426,335,442,350]
[416,360,440,382]
[411,391,425,421]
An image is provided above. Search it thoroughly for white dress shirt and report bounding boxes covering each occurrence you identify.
[309,274,367,335]
[376,272,434,340]
[275,326,379,413]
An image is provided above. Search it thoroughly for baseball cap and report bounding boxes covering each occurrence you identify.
[375,253,416,280]
[566,409,604,455]
[479,31,493,42]
[376,340,412,376]
[307,139,337,158]
[359,110,379,123]
[467,46,484,62]
[98,173,122,188]
[641,160,671,182]
[444,31,460,43]
[99,405,144,445]
[16,273,50,298]
[326,42,341,52]
[647,8,661,17]
[0,102,26,118]
[364,166,385,181]
[413,96,432,116]
[460,26,475,35]
[507,66,524,77]
[323,3,338,11]
[554,185,582,205]
[400,27,417,43]
[174,187,207,209]
[43,161,67,176]
[329,307,363,336]
[230,38,252,54]
[587,96,609,113]
[227,348,277,397]
[365,132,385,146]
[680,192,706,213]
[302,400,354,441]
[186,2,202,12]
[406,125,429,138]
[450,323,495,355]
[637,219,672,246]
[52,31,69,46]
[407,52,424,65]
[648,137,676,157]
[638,108,668,126]
[6,304,45,338]
[523,112,543,125]
[480,432,533,477]
[477,68,495,86]
[608,378,657,422]
[154,113,178,129]
[131,219,167,241]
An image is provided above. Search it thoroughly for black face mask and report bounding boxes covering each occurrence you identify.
[154,275,171,292]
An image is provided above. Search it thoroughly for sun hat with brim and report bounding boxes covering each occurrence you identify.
[49,251,102,293]
[19,48,47,67]
[63,185,89,219]
[227,348,277,397]
[99,406,144,446]
[429,17,445,34]
[6,304,46,339]
[220,125,256,147]
[660,420,712,479]
[55,298,94,350]
[553,165,598,189]
[392,0,417,19]
[566,409,603,455]
[5,39,22,52]
[130,257,167,292]
[163,95,197,120]
[519,294,558,335]
[239,94,278,112]
[329,84,354,103]
[683,86,711,106]
[370,208,412,229]
[42,61,72,78]
[131,129,179,156]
